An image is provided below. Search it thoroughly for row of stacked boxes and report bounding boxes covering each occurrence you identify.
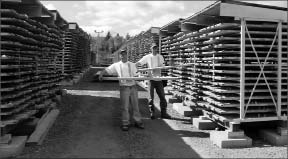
[1,0,91,137]
[59,23,91,77]
[164,21,287,124]
[160,1,287,128]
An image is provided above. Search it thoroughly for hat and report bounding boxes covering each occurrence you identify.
[151,43,158,49]
[120,49,127,54]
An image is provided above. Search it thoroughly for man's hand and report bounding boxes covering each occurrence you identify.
[98,72,103,81]
[98,70,107,81]
[135,62,141,67]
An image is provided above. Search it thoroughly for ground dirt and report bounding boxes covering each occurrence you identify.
[17,68,287,158]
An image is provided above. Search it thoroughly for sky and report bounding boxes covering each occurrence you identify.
[41,0,287,37]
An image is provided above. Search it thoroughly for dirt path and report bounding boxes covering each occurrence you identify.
[17,68,287,158]
[17,68,201,158]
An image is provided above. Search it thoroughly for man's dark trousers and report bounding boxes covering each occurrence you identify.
[148,80,167,116]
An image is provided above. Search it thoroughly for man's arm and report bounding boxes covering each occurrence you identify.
[98,69,109,81]
[159,55,165,67]
[135,55,147,67]
[135,62,142,67]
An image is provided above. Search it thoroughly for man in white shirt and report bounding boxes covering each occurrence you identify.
[135,44,171,119]
[99,50,144,131]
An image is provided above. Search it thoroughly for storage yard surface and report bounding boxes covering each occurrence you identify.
[1,0,288,158]
[16,68,287,158]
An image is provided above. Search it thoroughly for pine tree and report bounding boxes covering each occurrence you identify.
[125,33,130,40]
[105,31,111,41]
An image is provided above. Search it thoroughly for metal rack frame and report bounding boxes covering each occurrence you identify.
[236,18,286,123]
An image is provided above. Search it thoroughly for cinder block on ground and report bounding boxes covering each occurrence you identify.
[259,129,288,146]
[277,127,288,136]
[167,96,182,104]
[55,95,62,104]
[210,131,252,148]
[0,136,27,158]
[61,80,73,86]
[0,134,12,144]
[164,89,172,95]
[172,103,192,117]
[190,109,203,116]
[199,116,209,120]
[193,117,217,130]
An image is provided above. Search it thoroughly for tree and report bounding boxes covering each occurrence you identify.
[105,31,111,41]
[125,33,130,40]
[108,37,115,53]
[114,33,124,50]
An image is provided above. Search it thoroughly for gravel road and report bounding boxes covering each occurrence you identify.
[17,68,287,158]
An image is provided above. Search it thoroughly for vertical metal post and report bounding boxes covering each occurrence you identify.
[287,15,288,118]
[0,0,2,137]
[240,18,246,119]
[62,45,65,74]
[277,21,282,117]
[159,33,162,55]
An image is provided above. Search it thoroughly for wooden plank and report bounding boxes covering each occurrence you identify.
[102,76,180,81]
[27,109,60,145]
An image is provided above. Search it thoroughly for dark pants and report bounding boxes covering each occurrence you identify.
[148,80,167,112]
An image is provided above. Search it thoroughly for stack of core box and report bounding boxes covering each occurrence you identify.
[196,21,287,120]
[163,20,287,123]
[0,8,63,132]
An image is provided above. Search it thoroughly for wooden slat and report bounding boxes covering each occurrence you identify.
[102,76,180,81]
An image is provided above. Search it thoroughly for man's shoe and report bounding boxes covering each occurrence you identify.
[150,113,156,120]
[149,105,156,120]
[121,125,129,131]
[134,122,145,129]
[161,113,172,119]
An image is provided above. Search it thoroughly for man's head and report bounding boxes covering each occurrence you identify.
[151,43,158,55]
[119,49,128,62]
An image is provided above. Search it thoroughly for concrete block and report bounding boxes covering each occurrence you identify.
[277,127,288,136]
[193,117,217,130]
[225,131,245,139]
[164,89,172,95]
[190,109,203,116]
[199,116,209,120]
[61,89,68,96]
[55,95,62,103]
[210,131,252,148]
[0,136,27,158]
[0,134,12,145]
[167,97,182,104]
[259,129,288,146]
[172,103,192,117]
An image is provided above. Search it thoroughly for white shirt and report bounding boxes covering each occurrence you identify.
[138,53,164,80]
[105,61,137,86]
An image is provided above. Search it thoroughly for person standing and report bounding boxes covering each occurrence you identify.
[136,43,172,119]
[99,50,144,131]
